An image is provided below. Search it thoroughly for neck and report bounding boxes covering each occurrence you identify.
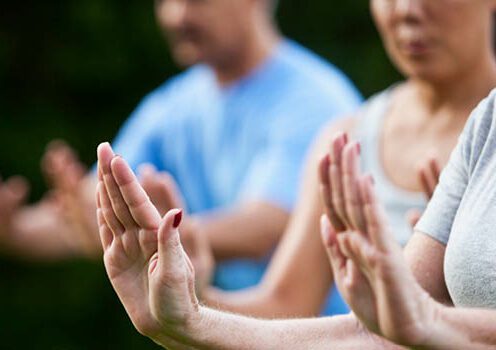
[211,17,281,85]
[410,51,496,118]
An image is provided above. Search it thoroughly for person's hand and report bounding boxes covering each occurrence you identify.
[0,175,29,240]
[138,164,214,296]
[180,220,215,297]
[41,140,101,255]
[407,157,442,228]
[319,133,436,346]
[318,133,379,333]
[96,143,200,345]
[138,164,185,217]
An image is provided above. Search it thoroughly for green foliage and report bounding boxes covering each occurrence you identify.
[0,1,401,348]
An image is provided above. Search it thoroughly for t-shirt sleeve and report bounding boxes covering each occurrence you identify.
[415,97,490,244]
[237,94,352,211]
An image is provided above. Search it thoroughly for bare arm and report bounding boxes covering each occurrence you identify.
[195,201,288,260]
[202,118,358,317]
[177,310,403,350]
[1,175,99,260]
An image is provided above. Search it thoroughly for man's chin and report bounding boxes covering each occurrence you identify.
[171,47,203,68]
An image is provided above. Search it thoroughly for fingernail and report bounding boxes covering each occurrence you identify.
[343,133,348,143]
[173,210,183,228]
[356,142,361,155]
[324,154,330,165]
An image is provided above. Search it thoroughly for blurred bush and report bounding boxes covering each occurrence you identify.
[0,1,401,348]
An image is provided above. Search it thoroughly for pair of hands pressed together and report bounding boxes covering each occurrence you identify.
[318,132,439,346]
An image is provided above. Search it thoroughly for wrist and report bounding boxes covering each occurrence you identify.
[153,306,207,349]
[403,289,442,348]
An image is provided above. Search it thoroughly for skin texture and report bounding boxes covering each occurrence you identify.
[198,0,496,318]
[0,0,287,263]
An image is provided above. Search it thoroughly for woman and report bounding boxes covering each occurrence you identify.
[198,0,496,318]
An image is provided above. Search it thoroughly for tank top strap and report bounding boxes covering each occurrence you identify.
[354,86,426,245]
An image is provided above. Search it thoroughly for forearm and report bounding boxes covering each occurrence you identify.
[197,202,288,260]
[3,202,91,260]
[415,304,496,350]
[202,285,306,318]
[156,309,404,350]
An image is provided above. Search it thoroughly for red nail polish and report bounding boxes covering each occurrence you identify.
[173,210,183,228]
[356,142,361,155]
[343,133,348,144]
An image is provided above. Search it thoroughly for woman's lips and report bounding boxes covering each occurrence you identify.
[400,40,431,56]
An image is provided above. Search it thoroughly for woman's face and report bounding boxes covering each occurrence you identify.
[371,0,496,82]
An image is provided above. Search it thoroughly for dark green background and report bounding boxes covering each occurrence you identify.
[0,1,400,348]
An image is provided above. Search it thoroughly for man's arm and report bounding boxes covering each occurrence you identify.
[194,202,288,261]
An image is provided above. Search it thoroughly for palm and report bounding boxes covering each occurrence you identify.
[96,143,199,343]
[98,197,161,334]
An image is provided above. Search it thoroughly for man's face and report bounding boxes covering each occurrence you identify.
[155,0,254,67]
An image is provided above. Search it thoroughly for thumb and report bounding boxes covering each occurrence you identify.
[158,208,184,270]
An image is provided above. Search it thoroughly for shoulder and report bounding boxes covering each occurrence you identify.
[459,89,496,165]
[274,40,362,107]
[129,65,213,124]
[311,115,359,158]
[310,86,398,158]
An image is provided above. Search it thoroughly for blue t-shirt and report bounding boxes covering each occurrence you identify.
[112,39,362,309]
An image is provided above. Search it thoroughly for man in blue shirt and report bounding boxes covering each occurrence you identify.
[110,0,361,290]
[0,0,361,292]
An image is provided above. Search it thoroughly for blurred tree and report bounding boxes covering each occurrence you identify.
[0,0,400,348]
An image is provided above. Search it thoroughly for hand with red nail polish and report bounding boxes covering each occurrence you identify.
[96,142,201,346]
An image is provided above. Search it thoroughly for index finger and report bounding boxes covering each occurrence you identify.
[111,156,161,231]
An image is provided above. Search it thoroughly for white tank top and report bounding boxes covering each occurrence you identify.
[354,88,426,246]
